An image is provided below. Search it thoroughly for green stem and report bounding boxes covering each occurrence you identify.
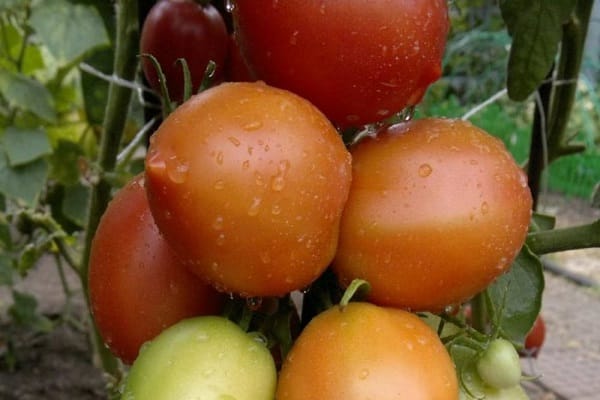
[547,1,593,162]
[80,0,140,377]
[527,219,600,255]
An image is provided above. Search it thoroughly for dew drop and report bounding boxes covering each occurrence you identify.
[224,0,235,12]
[243,120,263,131]
[248,197,262,216]
[246,297,263,311]
[271,204,281,215]
[214,180,225,190]
[228,136,241,147]
[216,151,224,165]
[481,201,489,215]
[271,176,285,191]
[260,251,271,264]
[418,163,433,177]
[216,233,226,246]
[359,369,370,380]
[242,160,250,170]
[167,162,189,184]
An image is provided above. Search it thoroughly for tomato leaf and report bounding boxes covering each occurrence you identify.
[485,246,544,345]
[0,254,13,285]
[9,290,54,332]
[0,70,56,122]
[0,154,49,206]
[2,127,51,167]
[29,0,110,65]
[499,0,576,101]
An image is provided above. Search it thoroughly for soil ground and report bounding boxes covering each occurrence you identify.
[0,192,598,399]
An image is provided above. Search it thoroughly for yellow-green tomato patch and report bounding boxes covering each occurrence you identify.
[121,316,276,400]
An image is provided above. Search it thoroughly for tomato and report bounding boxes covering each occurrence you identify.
[332,118,533,311]
[276,302,458,399]
[476,338,522,389]
[144,81,352,297]
[521,314,545,357]
[140,0,228,102]
[224,34,254,82]
[121,316,277,400]
[88,174,225,364]
[231,0,449,127]
[460,365,528,400]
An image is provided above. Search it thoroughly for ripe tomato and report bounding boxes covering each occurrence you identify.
[333,118,533,311]
[224,34,254,82]
[232,0,449,127]
[121,316,277,400]
[88,174,225,364]
[276,302,458,400]
[140,0,228,102]
[521,314,545,357]
[145,82,352,298]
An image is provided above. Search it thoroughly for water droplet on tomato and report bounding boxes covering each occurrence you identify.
[248,197,262,216]
[246,297,263,310]
[481,201,489,214]
[359,369,370,380]
[418,163,432,177]
[214,180,225,190]
[216,233,226,246]
[271,176,285,191]
[289,30,299,45]
[228,136,241,147]
[224,0,235,12]
[243,120,263,131]
[271,204,281,215]
[216,151,224,165]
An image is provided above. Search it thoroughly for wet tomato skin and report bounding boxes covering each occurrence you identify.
[276,302,459,400]
[88,174,225,364]
[144,81,352,298]
[333,118,533,312]
[521,315,545,357]
[140,0,228,102]
[232,0,449,127]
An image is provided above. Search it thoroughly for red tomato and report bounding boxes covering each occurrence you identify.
[88,174,225,364]
[232,0,449,127]
[224,34,254,82]
[144,82,352,298]
[140,0,228,102]
[521,315,545,357]
[276,302,458,399]
[333,118,533,312]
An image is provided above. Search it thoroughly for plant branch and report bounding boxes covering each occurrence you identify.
[80,0,140,377]
[547,1,593,162]
[526,219,600,255]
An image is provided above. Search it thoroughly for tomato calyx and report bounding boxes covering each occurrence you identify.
[339,278,371,309]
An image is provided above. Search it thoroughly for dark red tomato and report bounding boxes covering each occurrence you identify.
[144,82,352,298]
[224,34,254,82]
[88,174,225,364]
[140,0,228,102]
[232,0,449,128]
[333,118,533,312]
[521,315,545,357]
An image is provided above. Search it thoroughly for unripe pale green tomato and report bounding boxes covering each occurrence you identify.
[120,316,277,400]
[476,338,522,389]
[459,364,529,400]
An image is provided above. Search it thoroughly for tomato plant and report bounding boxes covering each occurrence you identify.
[140,0,228,102]
[144,81,352,297]
[476,338,522,389]
[333,118,533,311]
[88,174,225,364]
[231,0,449,127]
[276,301,458,399]
[121,316,277,400]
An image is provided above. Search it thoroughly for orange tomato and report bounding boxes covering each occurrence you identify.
[145,82,352,297]
[276,302,458,400]
[333,118,532,311]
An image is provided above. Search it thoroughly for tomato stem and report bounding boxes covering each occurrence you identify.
[80,0,140,379]
[527,219,600,255]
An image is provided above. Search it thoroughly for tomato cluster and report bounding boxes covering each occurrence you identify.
[89,1,536,399]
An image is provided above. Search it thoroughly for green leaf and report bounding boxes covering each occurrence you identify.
[0,0,28,12]
[29,0,110,65]
[48,139,84,185]
[62,183,90,227]
[2,126,52,166]
[531,212,556,232]
[500,0,577,100]
[0,70,57,122]
[0,153,49,206]
[0,21,45,75]
[0,255,13,285]
[9,290,54,332]
[485,246,544,345]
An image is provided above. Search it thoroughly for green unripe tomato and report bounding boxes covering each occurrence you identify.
[121,316,277,400]
[459,364,529,400]
[476,338,522,389]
